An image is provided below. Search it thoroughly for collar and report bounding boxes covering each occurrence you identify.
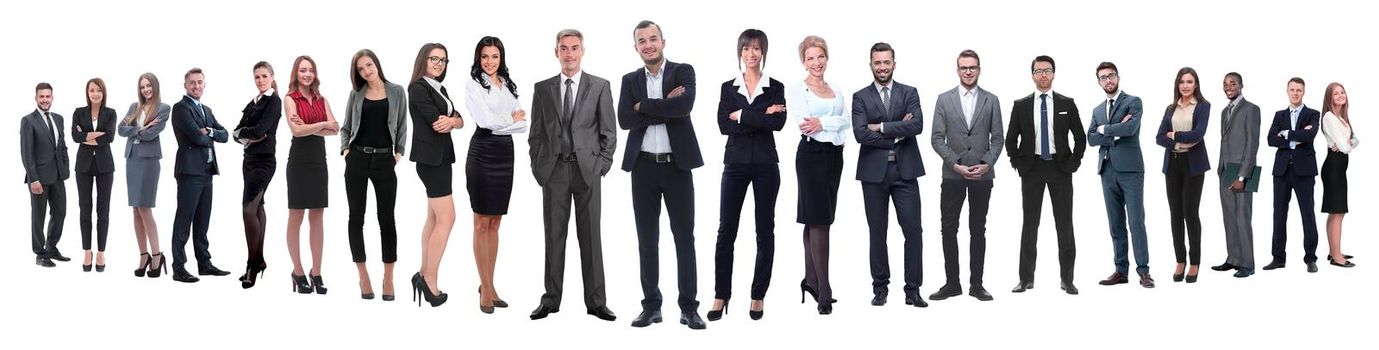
[1177,97,1198,110]
[644,60,667,78]
[35,108,51,117]
[960,85,978,97]
[560,71,583,85]
[874,81,895,94]
[186,95,202,106]
[1107,90,1122,102]
[261,88,276,98]
[1290,103,1304,112]
[1034,89,1054,98]
[423,76,445,92]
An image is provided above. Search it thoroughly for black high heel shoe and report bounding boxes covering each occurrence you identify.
[240,264,267,289]
[291,274,311,294]
[146,253,166,278]
[817,301,833,315]
[94,252,106,272]
[749,300,764,320]
[800,279,838,304]
[311,275,328,295]
[83,251,93,272]
[134,252,150,277]
[706,299,728,321]
[412,272,447,307]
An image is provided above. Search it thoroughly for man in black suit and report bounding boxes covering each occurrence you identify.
[1264,77,1322,273]
[851,43,927,308]
[20,83,71,267]
[1006,55,1086,295]
[169,68,231,283]
[620,20,705,330]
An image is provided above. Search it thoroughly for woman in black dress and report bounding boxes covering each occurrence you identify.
[233,61,282,288]
[463,36,526,313]
[284,55,340,294]
[408,42,465,307]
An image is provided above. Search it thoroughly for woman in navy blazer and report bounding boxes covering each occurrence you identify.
[1155,67,1211,283]
[71,78,117,272]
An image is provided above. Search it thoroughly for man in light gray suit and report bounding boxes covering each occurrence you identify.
[21,82,71,267]
[929,50,1002,302]
[528,29,618,322]
[1212,72,1261,278]
[1085,62,1153,288]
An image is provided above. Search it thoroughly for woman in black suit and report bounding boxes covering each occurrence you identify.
[71,78,117,272]
[710,29,787,321]
[408,42,465,307]
[233,61,283,288]
[1155,67,1211,283]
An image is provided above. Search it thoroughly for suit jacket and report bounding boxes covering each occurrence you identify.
[853,82,925,182]
[1087,92,1145,174]
[1155,101,1212,174]
[408,78,458,166]
[117,103,171,159]
[71,106,117,174]
[340,82,408,155]
[1217,98,1262,180]
[233,92,282,155]
[1266,105,1321,176]
[172,96,228,176]
[1006,92,1086,176]
[529,72,617,186]
[19,110,71,184]
[717,77,787,164]
[618,61,704,171]
[930,85,1003,180]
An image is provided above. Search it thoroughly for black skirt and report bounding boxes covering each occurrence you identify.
[466,128,515,215]
[795,137,844,225]
[287,136,329,209]
[242,154,276,205]
[416,162,453,198]
[1320,150,1349,213]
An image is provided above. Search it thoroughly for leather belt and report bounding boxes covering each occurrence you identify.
[639,151,674,164]
[558,153,579,163]
[352,145,393,154]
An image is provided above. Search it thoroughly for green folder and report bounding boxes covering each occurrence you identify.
[1222,162,1263,192]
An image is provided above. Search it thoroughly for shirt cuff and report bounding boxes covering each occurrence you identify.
[1097,125,1106,134]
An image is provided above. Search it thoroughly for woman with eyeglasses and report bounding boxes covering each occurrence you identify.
[1155,67,1211,283]
[408,42,465,307]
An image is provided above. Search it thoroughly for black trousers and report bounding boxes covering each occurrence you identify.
[631,156,698,312]
[939,177,992,288]
[1272,164,1319,264]
[862,162,923,294]
[1165,154,1204,265]
[76,171,113,251]
[172,174,215,270]
[344,151,398,263]
[714,163,779,301]
[1018,159,1076,284]
[31,181,67,257]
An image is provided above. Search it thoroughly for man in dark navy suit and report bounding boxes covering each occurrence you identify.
[169,68,231,283]
[1263,77,1322,273]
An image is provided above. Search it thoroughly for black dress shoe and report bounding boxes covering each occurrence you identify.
[1011,281,1034,293]
[35,256,55,267]
[1262,261,1285,270]
[1306,262,1319,273]
[904,293,929,308]
[172,269,200,283]
[871,290,887,306]
[1060,282,1079,295]
[198,265,231,276]
[928,285,962,301]
[1139,273,1156,288]
[1211,262,1238,271]
[969,285,994,301]
[587,306,617,321]
[680,312,706,330]
[49,252,72,262]
[1233,269,1255,278]
[529,304,559,320]
[1098,272,1128,285]
[630,310,662,328]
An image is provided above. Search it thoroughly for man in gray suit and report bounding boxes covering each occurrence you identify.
[929,49,1002,302]
[21,82,71,267]
[528,29,618,322]
[853,43,927,308]
[1211,72,1261,278]
[1086,62,1154,288]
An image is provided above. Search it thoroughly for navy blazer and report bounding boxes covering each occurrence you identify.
[852,82,924,183]
[1154,101,1212,175]
[171,96,229,176]
[717,77,787,164]
[1266,105,1321,176]
[618,61,704,171]
[71,106,118,174]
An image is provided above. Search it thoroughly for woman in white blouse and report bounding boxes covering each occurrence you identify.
[1319,82,1357,268]
[464,36,528,312]
[788,35,850,315]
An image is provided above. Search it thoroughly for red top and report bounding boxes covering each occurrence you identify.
[287,90,327,124]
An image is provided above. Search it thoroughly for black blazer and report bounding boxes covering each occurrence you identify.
[618,61,704,171]
[1154,101,1212,175]
[19,110,71,184]
[234,92,282,155]
[1266,106,1321,176]
[71,106,117,174]
[408,78,459,166]
[852,82,925,183]
[172,96,229,176]
[717,77,787,164]
[1005,92,1086,175]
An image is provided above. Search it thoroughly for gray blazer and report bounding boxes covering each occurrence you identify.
[20,110,71,184]
[930,86,1004,180]
[340,82,409,155]
[529,72,617,187]
[1217,97,1261,180]
[1086,92,1145,174]
[117,103,172,159]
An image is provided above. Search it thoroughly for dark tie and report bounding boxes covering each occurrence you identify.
[881,86,891,117]
[43,112,59,149]
[1040,93,1051,160]
[561,78,575,154]
[1224,104,1235,124]
[1107,98,1116,123]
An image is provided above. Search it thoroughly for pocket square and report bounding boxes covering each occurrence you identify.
[1058,111,1069,115]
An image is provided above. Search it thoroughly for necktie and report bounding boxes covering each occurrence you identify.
[1040,93,1051,160]
[880,86,891,117]
[1107,98,1116,122]
[1225,103,1235,124]
[197,102,214,163]
[561,78,575,154]
[43,112,59,149]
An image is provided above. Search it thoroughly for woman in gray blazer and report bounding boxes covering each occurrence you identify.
[117,73,172,278]
[341,49,409,301]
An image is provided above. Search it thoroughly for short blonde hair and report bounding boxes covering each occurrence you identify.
[797,35,828,62]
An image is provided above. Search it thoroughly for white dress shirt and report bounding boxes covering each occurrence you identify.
[1032,89,1057,156]
[641,63,672,153]
[1281,104,1305,149]
[788,80,850,145]
[559,71,583,113]
[37,109,60,148]
[465,75,528,135]
[874,81,903,142]
[1322,111,1360,154]
[731,71,771,124]
[422,76,455,116]
[1096,90,1122,136]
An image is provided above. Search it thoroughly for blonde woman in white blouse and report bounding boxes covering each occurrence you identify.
[464,36,528,313]
[1319,82,1357,268]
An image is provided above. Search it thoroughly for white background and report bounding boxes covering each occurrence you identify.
[3,0,1373,348]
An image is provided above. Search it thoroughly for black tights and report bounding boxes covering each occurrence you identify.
[802,225,831,304]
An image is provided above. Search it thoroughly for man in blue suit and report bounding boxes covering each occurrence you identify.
[169,68,231,283]
[1085,62,1153,288]
[1264,77,1321,273]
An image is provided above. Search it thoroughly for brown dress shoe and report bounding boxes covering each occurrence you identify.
[1139,273,1155,288]
[1098,272,1128,285]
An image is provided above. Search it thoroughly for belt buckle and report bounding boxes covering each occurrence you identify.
[655,153,672,164]
[886,153,897,162]
[560,153,578,162]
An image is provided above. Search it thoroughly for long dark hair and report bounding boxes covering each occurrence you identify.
[350,49,388,91]
[470,36,518,98]
[1172,67,1206,105]
[85,78,107,111]
[410,43,448,84]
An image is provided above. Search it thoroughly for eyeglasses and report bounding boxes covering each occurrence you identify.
[1097,73,1119,82]
[1032,68,1054,76]
[428,56,450,65]
[958,65,981,73]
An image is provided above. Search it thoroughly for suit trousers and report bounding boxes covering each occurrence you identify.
[1272,165,1319,264]
[31,182,67,257]
[631,157,698,312]
[939,177,991,289]
[1100,166,1149,274]
[344,151,398,263]
[863,162,923,294]
[1219,177,1255,270]
[1165,154,1205,265]
[714,163,779,301]
[172,173,215,270]
[76,171,113,252]
[1018,159,1076,284]
[538,160,608,309]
